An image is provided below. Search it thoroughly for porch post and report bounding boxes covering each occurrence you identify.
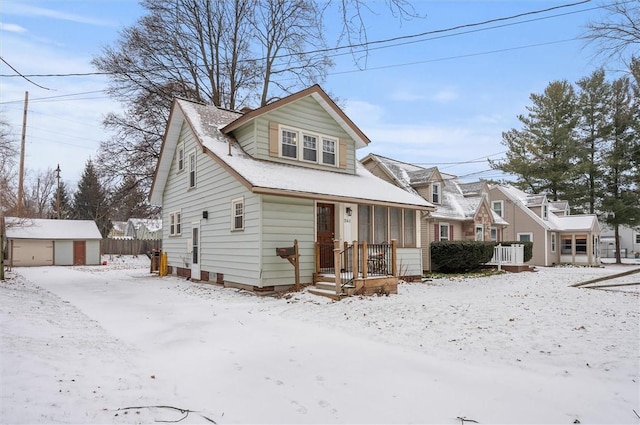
[352,240,359,279]
[362,240,368,278]
[314,242,320,275]
[391,239,398,276]
[333,240,341,295]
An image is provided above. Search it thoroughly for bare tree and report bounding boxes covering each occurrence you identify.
[23,168,57,218]
[0,116,18,216]
[584,1,640,63]
[92,0,421,191]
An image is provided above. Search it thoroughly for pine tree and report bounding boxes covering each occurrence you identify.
[492,80,580,202]
[601,75,640,263]
[574,69,612,214]
[49,181,73,219]
[72,160,112,237]
[110,175,157,221]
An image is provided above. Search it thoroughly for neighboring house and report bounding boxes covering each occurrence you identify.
[125,218,162,240]
[488,185,601,266]
[108,221,127,239]
[360,154,507,271]
[149,85,435,293]
[5,217,102,266]
[599,224,640,258]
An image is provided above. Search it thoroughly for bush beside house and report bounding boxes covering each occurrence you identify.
[431,241,495,273]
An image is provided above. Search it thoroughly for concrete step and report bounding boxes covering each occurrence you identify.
[308,287,343,301]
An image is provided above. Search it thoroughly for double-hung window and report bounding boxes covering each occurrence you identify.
[169,211,181,236]
[439,223,450,241]
[280,126,338,166]
[322,138,336,166]
[231,197,244,231]
[432,183,441,204]
[177,144,184,172]
[492,200,503,217]
[303,134,317,162]
[188,151,196,188]
[281,129,298,159]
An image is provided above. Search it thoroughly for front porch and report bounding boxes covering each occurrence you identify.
[310,240,400,299]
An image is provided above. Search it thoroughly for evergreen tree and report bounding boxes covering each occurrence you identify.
[601,75,640,263]
[49,181,73,219]
[72,160,112,237]
[110,175,157,221]
[491,80,580,202]
[574,69,612,214]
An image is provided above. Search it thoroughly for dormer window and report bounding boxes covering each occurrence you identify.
[432,182,441,204]
[543,204,549,220]
[279,125,338,167]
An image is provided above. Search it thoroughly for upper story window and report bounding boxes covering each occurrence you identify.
[188,151,196,188]
[492,200,503,217]
[177,144,185,172]
[542,204,549,220]
[432,182,441,204]
[280,126,337,167]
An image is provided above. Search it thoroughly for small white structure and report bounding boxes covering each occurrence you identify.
[5,217,102,267]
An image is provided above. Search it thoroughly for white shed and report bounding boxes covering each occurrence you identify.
[5,217,103,267]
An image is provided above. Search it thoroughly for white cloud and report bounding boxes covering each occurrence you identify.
[389,90,426,102]
[3,2,115,27]
[0,22,27,33]
[431,88,459,103]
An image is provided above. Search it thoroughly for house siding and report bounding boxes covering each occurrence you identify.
[235,122,257,156]
[242,97,356,174]
[396,248,422,278]
[260,195,315,287]
[162,122,261,286]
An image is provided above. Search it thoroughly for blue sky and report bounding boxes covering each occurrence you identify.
[0,0,625,187]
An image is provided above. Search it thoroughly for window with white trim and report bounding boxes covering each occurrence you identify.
[280,126,338,166]
[490,227,498,242]
[551,232,556,252]
[491,200,503,217]
[169,211,181,236]
[517,233,532,242]
[561,237,572,254]
[177,144,184,172]
[575,236,587,254]
[635,234,640,244]
[302,134,317,162]
[439,223,450,241]
[542,204,549,220]
[475,224,484,241]
[432,183,441,204]
[188,151,196,188]
[231,197,244,231]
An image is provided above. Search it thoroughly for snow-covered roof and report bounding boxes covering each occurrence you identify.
[5,217,102,240]
[127,218,162,232]
[150,97,433,210]
[547,214,600,232]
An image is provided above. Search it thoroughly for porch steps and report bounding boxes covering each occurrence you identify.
[308,280,356,300]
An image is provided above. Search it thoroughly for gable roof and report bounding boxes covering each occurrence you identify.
[150,97,434,210]
[221,85,370,149]
[5,217,102,240]
[361,153,505,224]
[492,185,599,233]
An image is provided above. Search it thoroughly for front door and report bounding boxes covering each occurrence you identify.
[73,241,85,265]
[191,223,200,280]
[317,203,335,268]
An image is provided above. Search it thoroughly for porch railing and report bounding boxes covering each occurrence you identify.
[488,244,525,270]
[315,240,398,294]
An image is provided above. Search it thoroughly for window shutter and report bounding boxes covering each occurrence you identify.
[339,139,347,168]
[434,224,439,242]
[450,225,454,240]
[269,122,279,157]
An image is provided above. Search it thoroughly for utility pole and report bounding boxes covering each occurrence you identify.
[17,91,28,217]
[55,164,61,219]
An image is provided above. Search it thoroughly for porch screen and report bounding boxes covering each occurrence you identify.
[358,205,372,243]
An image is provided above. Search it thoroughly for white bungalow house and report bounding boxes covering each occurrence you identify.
[360,154,507,271]
[488,185,601,266]
[125,218,162,240]
[150,85,435,294]
[5,217,102,266]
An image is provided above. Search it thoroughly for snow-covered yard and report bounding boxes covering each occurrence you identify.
[1,257,638,424]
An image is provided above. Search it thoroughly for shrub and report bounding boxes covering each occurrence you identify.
[430,241,495,273]
[498,241,533,262]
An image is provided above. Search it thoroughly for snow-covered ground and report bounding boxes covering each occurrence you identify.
[1,256,639,424]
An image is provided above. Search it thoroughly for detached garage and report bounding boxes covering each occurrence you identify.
[6,217,102,267]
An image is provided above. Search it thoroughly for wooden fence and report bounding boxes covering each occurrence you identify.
[101,239,162,256]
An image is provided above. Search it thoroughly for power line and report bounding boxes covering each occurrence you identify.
[0,0,598,80]
[0,56,53,90]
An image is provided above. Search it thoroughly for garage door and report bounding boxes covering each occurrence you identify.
[11,240,54,266]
